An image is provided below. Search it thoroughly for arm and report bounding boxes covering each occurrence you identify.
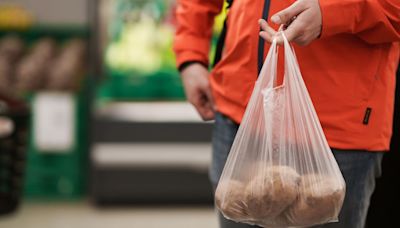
[320,0,400,44]
[173,0,224,68]
[259,0,400,45]
[173,0,223,120]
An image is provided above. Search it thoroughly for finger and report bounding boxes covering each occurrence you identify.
[260,31,275,43]
[271,1,305,25]
[259,19,277,34]
[283,19,303,42]
[258,19,277,43]
[197,100,215,120]
[273,19,303,44]
[202,87,216,120]
[204,85,217,111]
[191,99,209,120]
[192,92,215,121]
[201,108,215,120]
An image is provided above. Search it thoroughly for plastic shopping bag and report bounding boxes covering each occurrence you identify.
[215,33,346,227]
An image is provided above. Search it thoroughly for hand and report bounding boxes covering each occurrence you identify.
[181,63,216,121]
[259,0,322,46]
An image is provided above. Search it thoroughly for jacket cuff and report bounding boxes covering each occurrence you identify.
[175,50,209,70]
[319,0,356,38]
[178,61,208,72]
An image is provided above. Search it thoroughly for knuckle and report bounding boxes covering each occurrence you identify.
[296,0,306,8]
[296,37,309,46]
[188,96,197,105]
[295,21,306,31]
[280,13,290,22]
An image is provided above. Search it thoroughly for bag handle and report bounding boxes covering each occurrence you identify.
[261,30,296,89]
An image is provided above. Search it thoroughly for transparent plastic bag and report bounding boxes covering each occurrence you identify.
[215,33,346,227]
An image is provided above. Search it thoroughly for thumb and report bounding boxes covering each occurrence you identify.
[204,85,216,111]
[271,1,305,25]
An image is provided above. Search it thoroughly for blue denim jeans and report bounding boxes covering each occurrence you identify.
[210,113,384,228]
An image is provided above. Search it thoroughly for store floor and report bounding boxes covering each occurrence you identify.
[0,201,218,228]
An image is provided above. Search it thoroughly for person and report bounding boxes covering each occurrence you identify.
[173,0,400,227]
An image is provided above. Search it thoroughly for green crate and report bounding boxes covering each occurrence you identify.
[23,80,91,200]
[97,68,185,101]
[24,169,84,199]
[0,26,91,200]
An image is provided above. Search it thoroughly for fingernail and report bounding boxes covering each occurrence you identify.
[271,15,281,24]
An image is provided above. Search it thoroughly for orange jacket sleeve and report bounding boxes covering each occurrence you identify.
[320,0,400,43]
[173,0,224,68]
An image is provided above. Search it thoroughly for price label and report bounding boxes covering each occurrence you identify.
[33,92,75,152]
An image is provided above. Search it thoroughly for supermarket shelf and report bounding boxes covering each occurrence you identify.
[95,102,203,122]
[91,142,213,204]
[91,101,214,204]
[92,143,211,170]
[93,121,212,143]
[93,102,212,143]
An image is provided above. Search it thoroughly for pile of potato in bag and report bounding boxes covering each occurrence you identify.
[0,35,86,98]
[215,164,345,227]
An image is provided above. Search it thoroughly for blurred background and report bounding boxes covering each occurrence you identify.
[0,0,398,228]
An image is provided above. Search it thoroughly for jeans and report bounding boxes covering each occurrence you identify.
[210,112,384,228]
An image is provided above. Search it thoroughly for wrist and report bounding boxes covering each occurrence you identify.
[178,61,208,73]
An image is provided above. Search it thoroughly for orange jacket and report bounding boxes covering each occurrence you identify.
[174,0,400,151]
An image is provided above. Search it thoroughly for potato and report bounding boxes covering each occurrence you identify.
[0,35,25,63]
[244,165,300,220]
[286,174,345,226]
[46,39,86,91]
[215,179,248,221]
[31,38,57,61]
[0,57,15,96]
[0,57,12,77]
[63,38,86,60]
[15,56,48,91]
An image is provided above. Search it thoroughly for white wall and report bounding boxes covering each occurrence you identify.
[0,0,88,25]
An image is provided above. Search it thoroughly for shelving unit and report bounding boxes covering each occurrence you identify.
[89,0,217,204]
[91,102,214,204]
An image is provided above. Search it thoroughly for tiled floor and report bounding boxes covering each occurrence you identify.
[0,201,218,228]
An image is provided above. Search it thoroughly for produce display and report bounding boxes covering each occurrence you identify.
[99,0,227,100]
[15,38,56,92]
[0,56,14,97]
[0,35,25,63]
[47,39,86,91]
[105,0,175,74]
[0,35,87,98]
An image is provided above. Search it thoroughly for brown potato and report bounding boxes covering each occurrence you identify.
[0,57,14,96]
[0,35,25,63]
[15,56,48,91]
[286,174,345,226]
[0,57,12,78]
[215,179,248,221]
[62,38,86,60]
[46,39,86,91]
[31,38,57,61]
[244,166,300,220]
